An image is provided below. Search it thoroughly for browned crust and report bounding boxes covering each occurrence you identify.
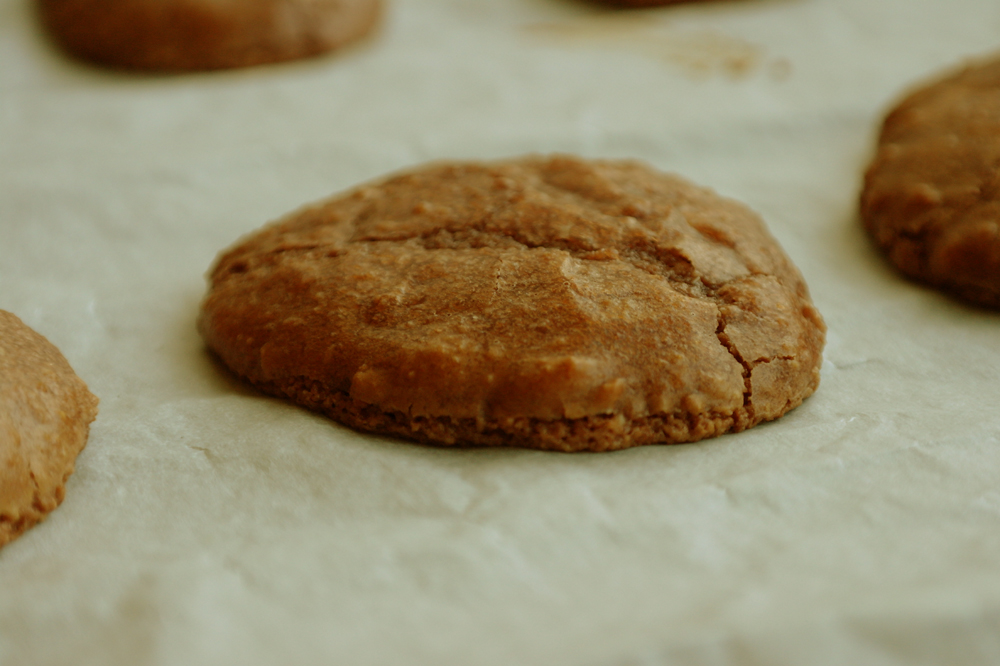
[200,155,825,451]
[252,375,819,452]
[860,56,1000,308]
[0,310,98,548]
[37,0,382,72]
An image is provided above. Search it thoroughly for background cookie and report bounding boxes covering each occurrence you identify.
[1,310,98,548]
[200,155,825,452]
[37,0,381,71]
[860,56,1000,308]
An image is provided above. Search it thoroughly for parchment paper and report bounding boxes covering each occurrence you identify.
[3,0,1000,663]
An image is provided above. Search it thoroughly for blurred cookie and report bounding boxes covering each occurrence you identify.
[37,0,381,72]
[199,155,825,452]
[861,56,1000,308]
[1,310,98,548]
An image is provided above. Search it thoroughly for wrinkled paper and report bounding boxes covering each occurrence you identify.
[2,0,1000,663]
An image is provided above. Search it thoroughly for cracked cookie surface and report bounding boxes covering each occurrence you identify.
[1,310,98,548]
[38,0,381,72]
[199,155,825,451]
[861,56,1000,308]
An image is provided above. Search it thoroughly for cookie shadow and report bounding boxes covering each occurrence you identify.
[198,346,269,399]
[845,211,1000,318]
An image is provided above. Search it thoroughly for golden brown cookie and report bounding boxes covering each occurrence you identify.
[199,155,825,452]
[1,310,98,548]
[37,0,381,72]
[861,56,1000,308]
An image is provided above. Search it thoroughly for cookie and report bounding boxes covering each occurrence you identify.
[1,310,98,548]
[199,155,825,452]
[37,0,381,72]
[861,56,1000,308]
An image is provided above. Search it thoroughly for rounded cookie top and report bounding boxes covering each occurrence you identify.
[199,155,825,452]
[861,56,1000,308]
[1,310,98,548]
[37,0,381,72]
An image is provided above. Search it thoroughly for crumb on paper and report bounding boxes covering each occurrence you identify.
[523,15,791,81]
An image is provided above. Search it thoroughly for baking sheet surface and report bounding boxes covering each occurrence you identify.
[3,0,1000,664]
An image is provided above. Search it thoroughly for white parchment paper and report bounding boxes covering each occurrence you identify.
[2,0,1000,663]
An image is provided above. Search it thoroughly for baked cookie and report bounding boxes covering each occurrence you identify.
[861,56,1000,308]
[37,0,381,72]
[1,310,98,548]
[199,155,825,452]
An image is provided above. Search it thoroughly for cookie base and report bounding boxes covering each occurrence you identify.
[258,377,816,452]
[38,0,382,72]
